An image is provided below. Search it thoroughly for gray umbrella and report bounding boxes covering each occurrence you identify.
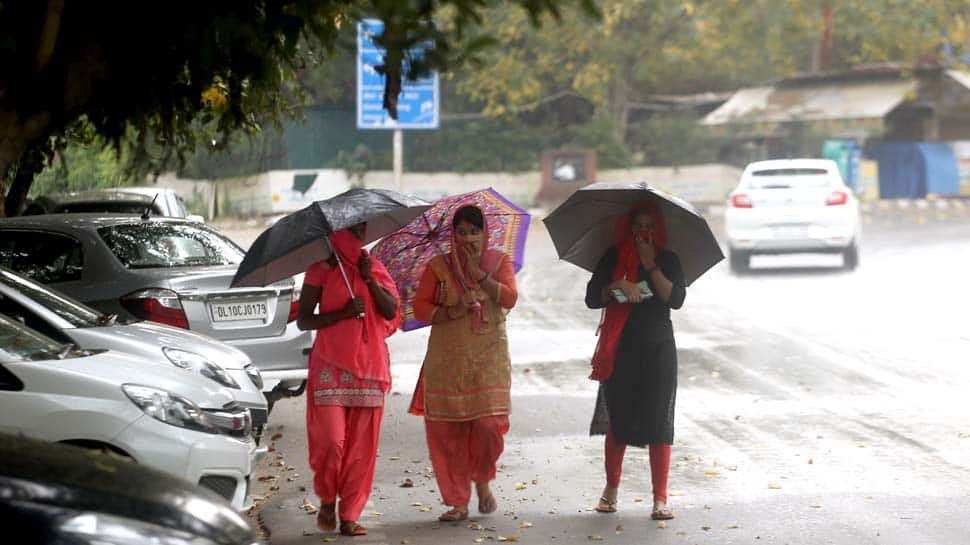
[542,182,723,286]
[231,188,431,288]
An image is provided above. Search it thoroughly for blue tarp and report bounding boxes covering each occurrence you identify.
[868,142,960,198]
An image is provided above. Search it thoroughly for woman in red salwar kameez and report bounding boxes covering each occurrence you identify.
[409,204,518,522]
[297,224,400,537]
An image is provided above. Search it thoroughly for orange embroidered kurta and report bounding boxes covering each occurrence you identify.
[409,252,518,422]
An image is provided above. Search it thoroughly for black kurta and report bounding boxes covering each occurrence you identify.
[586,247,686,447]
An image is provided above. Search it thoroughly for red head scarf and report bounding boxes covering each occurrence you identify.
[447,204,505,331]
[306,229,400,386]
[590,202,666,381]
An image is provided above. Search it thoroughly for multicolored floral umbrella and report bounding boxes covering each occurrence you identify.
[371,187,530,331]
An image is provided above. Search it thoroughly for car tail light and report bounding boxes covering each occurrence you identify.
[288,287,301,323]
[730,193,753,208]
[121,288,189,329]
[825,190,848,206]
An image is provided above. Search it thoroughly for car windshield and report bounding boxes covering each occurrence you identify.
[98,222,245,269]
[58,202,159,215]
[0,268,105,327]
[749,168,832,189]
[0,314,73,363]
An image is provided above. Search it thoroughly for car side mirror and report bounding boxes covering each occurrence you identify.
[186,214,205,223]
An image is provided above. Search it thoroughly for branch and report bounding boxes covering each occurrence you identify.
[35,0,65,74]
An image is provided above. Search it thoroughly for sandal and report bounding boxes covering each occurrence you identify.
[594,497,617,513]
[651,507,675,520]
[339,521,368,536]
[316,503,336,531]
[438,507,469,522]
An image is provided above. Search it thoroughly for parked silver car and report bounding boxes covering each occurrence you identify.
[0,214,312,409]
[24,186,205,222]
[0,265,268,437]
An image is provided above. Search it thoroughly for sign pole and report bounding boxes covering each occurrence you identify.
[393,129,403,191]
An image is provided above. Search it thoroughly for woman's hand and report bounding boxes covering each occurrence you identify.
[342,297,365,318]
[460,291,478,309]
[463,246,484,281]
[636,232,657,269]
[611,279,643,303]
[358,251,373,282]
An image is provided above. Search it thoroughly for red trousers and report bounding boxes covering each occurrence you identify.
[306,403,383,521]
[605,425,671,503]
[425,415,510,507]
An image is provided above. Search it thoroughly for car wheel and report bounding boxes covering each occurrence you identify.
[729,248,750,274]
[843,242,859,270]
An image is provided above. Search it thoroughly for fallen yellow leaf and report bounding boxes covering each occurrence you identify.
[497,536,519,542]
[669,490,686,496]
[468,522,484,530]
[371,511,383,516]
[615,524,624,532]
[702,526,712,531]
[409,502,423,507]
[657,521,667,529]
[322,537,337,542]
[728,524,740,529]
[588,535,604,541]
[633,496,643,502]
[390,456,401,460]
[727,465,738,471]
[959,432,970,439]
[419,507,432,512]
[768,481,782,489]
[519,522,533,529]
[810,503,823,509]
[514,482,527,490]
[705,470,720,476]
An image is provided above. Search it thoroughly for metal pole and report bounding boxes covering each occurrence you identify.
[393,129,403,191]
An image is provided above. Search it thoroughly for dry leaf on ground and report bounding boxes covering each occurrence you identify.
[633,496,643,502]
[419,506,432,512]
[768,481,782,489]
[497,536,519,542]
[657,521,667,529]
[519,522,533,529]
[669,490,686,496]
[704,470,720,476]
[588,535,604,541]
[401,478,414,488]
[468,522,484,530]
[514,482,527,490]
[409,502,423,507]
[257,476,276,482]
[270,433,283,441]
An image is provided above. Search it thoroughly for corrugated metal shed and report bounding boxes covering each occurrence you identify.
[702,80,917,125]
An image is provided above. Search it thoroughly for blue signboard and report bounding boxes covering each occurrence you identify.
[357,19,439,129]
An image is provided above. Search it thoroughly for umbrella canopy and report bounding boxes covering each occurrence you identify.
[230,188,431,288]
[371,187,530,331]
[542,182,723,286]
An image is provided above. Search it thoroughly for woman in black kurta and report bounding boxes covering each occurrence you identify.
[585,204,686,520]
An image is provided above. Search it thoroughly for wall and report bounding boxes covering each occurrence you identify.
[161,164,743,219]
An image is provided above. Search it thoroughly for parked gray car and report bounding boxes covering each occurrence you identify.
[0,265,269,437]
[24,187,205,222]
[0,214,311,409]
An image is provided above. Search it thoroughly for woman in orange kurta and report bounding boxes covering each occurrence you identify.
[409,204,518,522]
[297,224,400,537]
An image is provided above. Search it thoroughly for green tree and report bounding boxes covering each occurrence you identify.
[0,0,597,216]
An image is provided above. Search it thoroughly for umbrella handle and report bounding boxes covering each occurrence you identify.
[331,243,365,320]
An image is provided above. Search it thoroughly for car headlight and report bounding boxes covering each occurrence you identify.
[122,384,217,434]
[163,348,240,389]
[60,512,222,545]
[243,363,263,390]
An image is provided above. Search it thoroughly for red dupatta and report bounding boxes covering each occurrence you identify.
[589,202,667,381]
[309,230,400,386]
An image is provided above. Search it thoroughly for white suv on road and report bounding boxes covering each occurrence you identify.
[725,158,861,273]
[0,314,256,509]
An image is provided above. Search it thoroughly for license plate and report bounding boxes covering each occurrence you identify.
[209,300,268,322]
[772,226,808,239]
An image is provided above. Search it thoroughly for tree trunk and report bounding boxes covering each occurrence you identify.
[611,81,631,146]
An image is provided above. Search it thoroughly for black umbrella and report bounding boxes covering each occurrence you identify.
[231,188,431,288]
[542,182,723,286]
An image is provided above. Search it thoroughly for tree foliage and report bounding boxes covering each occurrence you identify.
[0,0,597,215]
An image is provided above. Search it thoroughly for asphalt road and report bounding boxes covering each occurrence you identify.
[225,202,970,545]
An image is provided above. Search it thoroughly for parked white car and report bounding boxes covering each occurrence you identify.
[0,265,268,438]
[725,158,861,273]
[0,314,255,509]
[24,186,205,222]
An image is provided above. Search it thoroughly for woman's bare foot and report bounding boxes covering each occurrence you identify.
[475,482,497,514]
[438,506,469,522]
[595,486,618,513]
[316,503,336,531]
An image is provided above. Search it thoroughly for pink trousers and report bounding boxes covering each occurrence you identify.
[425,415,510,507]
[306,403,383,521]
[605,425,671,503]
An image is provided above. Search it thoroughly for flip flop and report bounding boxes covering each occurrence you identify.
[651,507,675,520]
[594,497,617,513]
[438,508,469,522]
[316,504,336,531]
[339,521,368,536]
